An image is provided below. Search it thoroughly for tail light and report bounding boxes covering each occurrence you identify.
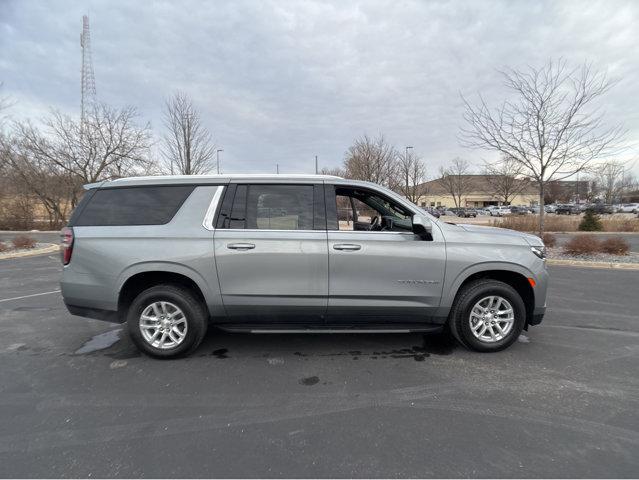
[60,227,74,265]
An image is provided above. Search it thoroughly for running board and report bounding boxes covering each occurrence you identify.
[216,324,443,334]
[250,329,412,334]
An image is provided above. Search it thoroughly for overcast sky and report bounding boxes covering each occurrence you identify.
[1,0,638,176]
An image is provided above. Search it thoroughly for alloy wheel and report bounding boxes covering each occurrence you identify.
[139,301,188,349]
[468,295,515,343]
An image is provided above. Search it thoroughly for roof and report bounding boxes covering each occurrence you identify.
[86,173,343,189]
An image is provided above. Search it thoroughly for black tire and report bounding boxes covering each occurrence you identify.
[448,279,526,352]
[126,284,208,358]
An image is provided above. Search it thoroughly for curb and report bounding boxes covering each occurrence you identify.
[0,244,59,260]
[546,258,639,270]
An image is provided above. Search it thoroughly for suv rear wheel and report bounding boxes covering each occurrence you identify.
[449,279,525,352]
[126,284,208,358]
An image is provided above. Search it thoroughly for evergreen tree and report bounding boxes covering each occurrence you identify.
[579,209,603,231]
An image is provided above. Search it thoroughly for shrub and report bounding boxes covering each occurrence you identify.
[563,235,600,255]
[0,242,8,253]
[599,237,630,255]
[12,235,36,249]
[579,210,603,231]
[541,233,556,248]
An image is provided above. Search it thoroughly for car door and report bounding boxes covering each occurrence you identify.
[325,183,446,324]
[213,183,328,323]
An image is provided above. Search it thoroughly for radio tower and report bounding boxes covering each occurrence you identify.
[80,15,96,123]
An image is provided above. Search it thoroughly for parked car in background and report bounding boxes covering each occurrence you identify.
[529,206,540,214]
[60,174,548,357]
[618,203,639,213]
[544,204,557,213]
[509,206,529,215]
[555,204,580,215]
[586,203,615,215]
[487,206,512,216]
[450,208,478,218]
[421,207,441,218]
[476,208,491,216]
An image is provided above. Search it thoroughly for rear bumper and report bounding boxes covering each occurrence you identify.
[65,302,123,324]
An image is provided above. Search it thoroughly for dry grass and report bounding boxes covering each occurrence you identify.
[492,214,639,232]
[11,235,36,249]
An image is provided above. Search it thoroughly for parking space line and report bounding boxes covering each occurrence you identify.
[0,290,61,303]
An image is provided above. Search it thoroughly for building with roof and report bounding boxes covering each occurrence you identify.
[415,174,539,209]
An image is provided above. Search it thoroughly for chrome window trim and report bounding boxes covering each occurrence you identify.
[217,228,415,236]
[216,229,323,233]
[202,186,225,231]
[329,230,416,236]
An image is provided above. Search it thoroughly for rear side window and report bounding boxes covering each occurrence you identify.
[73,185,195,226]
[217,184,324,230]
[247,185,313,230]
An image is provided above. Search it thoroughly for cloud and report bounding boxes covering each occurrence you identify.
[2,0,638,175]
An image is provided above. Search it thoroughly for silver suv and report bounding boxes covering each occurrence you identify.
[60,174,548,358]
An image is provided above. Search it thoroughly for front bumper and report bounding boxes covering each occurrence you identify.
[529,306,546,326]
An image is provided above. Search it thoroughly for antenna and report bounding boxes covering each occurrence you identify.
[80,15,96,123]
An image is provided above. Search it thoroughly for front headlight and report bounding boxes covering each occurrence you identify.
[531,246,546,259]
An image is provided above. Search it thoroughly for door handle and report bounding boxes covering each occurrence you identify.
[333,243,361,251]
[227,243,255,251]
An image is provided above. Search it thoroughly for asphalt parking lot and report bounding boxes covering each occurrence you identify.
[1,254,638,478]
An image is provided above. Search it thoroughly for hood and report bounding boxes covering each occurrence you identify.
[458,223,543,246]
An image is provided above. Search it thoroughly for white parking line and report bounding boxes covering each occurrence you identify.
[0,290,61,303]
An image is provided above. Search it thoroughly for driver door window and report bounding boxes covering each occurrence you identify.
[335,188,412,232]
[337,196,378,231]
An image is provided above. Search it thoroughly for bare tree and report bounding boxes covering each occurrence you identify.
[162,92,216,175]
[9,103,152,213]
[595,161,635,204]
[4,133,81,228]
[319,166,345,177]
[0,82,13,175]
[483,156,530,205]
[438,157,473,208]
[460,59,624,234]
[395,149,426,203]
[14,103,152,187]
[343,134,398,188]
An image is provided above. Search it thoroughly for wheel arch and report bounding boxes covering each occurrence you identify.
[443,263,536,326]
[116,262,221,321]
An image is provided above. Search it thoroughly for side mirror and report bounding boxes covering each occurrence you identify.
[412,215,432,237]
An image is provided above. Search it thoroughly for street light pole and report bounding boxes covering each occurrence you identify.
[315,155,318,174]
[216,149,223,174]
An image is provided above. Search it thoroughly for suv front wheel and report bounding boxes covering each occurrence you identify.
[126,284,208,358]
[449,279,526,352]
